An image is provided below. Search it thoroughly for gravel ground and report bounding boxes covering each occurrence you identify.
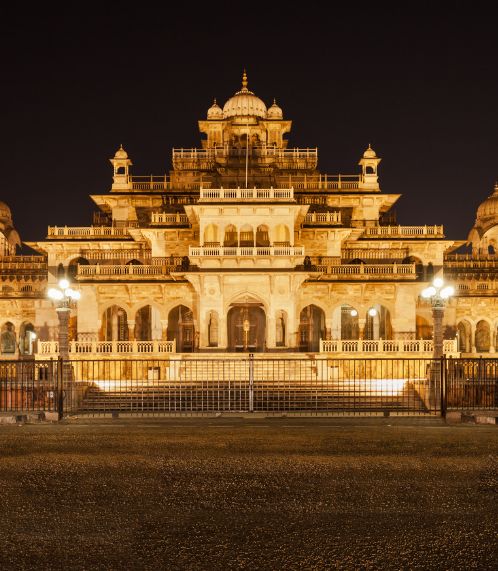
[0,417,496,570]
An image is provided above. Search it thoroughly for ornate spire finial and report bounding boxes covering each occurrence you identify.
[213,98,217,105]
[242,69,248,89]
[273,98,277,105]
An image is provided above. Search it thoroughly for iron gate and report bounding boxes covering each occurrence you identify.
[1,356,496,417]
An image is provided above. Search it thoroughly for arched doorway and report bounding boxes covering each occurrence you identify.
[135,305,162,341]
[101,306,129,341]
[364,305,392,340]
[19,322,36,355]
[299,305,326,352]
[227,304,266,352]
[167,305,195,352]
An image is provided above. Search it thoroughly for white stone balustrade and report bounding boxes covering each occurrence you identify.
[320,339,458,354]
[47,226,130,238]
[77,264,171,278]
[199,187,294,201]
[189,245,305,257]
[150,212,190,224]
[38,340,176,356]
[304,212,341,224]
[314,263,416,278]
[364,225,444,237]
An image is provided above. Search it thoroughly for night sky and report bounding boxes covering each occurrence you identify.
[1,2,496,247]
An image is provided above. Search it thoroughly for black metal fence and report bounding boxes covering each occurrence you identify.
[0,356,496,417]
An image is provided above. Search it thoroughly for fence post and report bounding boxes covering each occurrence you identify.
[57,356,64,421]
[440,355,447,418]
[249,353,254,413]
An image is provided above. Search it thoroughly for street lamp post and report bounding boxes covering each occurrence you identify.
[421,277,454,359]
[48,279,81,419]
[48,279,81,358]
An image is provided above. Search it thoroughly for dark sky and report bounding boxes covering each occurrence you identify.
[1,2,496,246]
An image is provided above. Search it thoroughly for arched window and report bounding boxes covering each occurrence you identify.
[68,257,89,279]
[276,310,286,346]
[340,305,359,339]
[256,225,270,247]
[1,322,16,354]
[204,224,219,246]
[475,320,490,352]
[274,224,290,246]
[457,320,472,353]
[239,224,254,247]
[224,225,238,247]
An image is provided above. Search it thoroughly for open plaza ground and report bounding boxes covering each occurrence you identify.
[0,417,497,570]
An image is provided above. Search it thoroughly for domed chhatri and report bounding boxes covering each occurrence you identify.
[114,144,129,159]
[0,201,12,222]
[207,98,223,120]
[363,144,377,159]
[267,98,283,120]
[476,182,498,224]
[222,71,267,119]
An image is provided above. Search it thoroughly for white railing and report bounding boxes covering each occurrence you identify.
[128,176,210,191]
[77,264,171,277]
[314,263,416,277]
[47,226,130,238]
[150,212,190,224]
[276,174,361,190]
[199,186,294,201]
[189,245,305,257]
[304,212,341,224]
[455,280,498,292]
[320,339,458,353]
[342,248,409,260]
[81,249,151,261]
[38,340,176,355]
[364,225,444,238]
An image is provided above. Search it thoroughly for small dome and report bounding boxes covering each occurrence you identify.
[223,71,267,119]
[0,201,12,221]
[476,183,498,224]
[267,99,283,120]
[207,99,223,120]
[363,144,377,158]
[114,145,128,159]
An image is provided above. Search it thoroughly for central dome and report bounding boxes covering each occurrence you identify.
[476,183,498,225]
[223,71,267,119]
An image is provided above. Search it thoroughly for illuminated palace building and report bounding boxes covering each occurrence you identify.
[1,73,498,359]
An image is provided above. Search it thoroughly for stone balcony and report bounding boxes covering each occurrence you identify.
[199,187,294,202]
[320,339,458,354]
[150,212,190,225]
[77,264,173,280]
[363,225,445,238]
[310,262,417,280]
[188,245,305,269]
[47,225,133,239]
[303,211,342,225]
[38,340,176,357]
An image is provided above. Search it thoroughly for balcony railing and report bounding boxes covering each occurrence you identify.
[199,187,294,201]
[150,212,190,225]
[363,225,444,238]
[303,211,341,225]
[128,175,210,191]
[80,249,152,262]
[47,226,132,238]
[189,245,304,257]
[77,264,172,278]
[172,146,318,170]
[38,340,176,356]
[276,174,361,190]
[341,247,410,260]
[311,263,417,279]
[320,339,458,353]
[455,280,498,293]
